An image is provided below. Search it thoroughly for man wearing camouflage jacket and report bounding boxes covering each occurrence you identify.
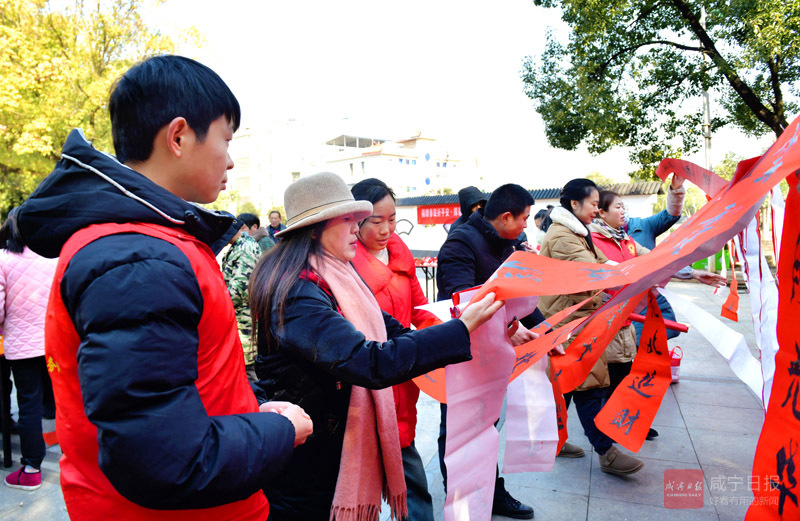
[222,225,261,381]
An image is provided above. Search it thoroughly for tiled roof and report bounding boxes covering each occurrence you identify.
[396,182,664,207]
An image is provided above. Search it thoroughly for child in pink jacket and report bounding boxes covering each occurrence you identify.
[0,208,57,491]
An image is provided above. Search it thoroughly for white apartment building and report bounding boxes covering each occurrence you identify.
[324,132,482,195]
[226,122,482,216]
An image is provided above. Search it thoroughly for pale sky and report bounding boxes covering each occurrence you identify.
[144,0,775,187]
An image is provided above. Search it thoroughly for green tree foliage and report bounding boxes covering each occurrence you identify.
[203,188,241,214]
[586,171,617,187]
[0,0,174,215]
[522,0,800,180]
[237,200,259,216]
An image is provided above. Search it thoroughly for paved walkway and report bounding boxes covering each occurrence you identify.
[1,281,764,520]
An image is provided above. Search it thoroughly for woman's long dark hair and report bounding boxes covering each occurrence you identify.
[559,178,599,253]
[249,221,327,352]
[0,208,25,253]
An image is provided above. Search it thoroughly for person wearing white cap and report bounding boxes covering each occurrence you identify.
[250,172,503,521]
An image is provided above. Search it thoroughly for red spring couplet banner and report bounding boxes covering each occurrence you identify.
[721,241,740,321]
[550,292,646,393]
[595,291,673,452]
[747,169,800,520]
[551,370,568,456]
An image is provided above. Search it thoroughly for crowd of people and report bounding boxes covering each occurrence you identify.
[0,55,726,521]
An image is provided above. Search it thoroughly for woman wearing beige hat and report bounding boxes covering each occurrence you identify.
[250,172,502,521]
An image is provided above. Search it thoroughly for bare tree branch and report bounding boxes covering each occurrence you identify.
[595,39,704,78]
[669,0,786,136]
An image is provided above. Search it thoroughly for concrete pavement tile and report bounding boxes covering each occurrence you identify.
[677,344,741,380]
[633,425,698,465]
[501,484,588,521]
[427,477,589,521]
[680,402,764,434]
[587,496,719,521]
[501,445,592,496]
[588,455,712,509]
[650,386,686,428]
[0,486,69,521]
[672,379,763,409]
[689,428,759,470]
[702,464,757,520]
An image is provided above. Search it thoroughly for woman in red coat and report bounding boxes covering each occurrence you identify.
[351,178,438,521]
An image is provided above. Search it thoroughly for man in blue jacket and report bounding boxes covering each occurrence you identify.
[627,175,686,342]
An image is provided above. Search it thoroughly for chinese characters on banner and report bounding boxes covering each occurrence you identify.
[550,293,645,393]
[747,169,800,520]
[595,291,672,452]
[417,203,461,225]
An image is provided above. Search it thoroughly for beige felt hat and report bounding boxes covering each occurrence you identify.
[275,172,373,237]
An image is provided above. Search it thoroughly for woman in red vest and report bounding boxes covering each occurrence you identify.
[589,191,651,398]
[589,190,725,441]
[350,178,438,521]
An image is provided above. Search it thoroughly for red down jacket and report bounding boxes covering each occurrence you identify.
[351,233,438,447]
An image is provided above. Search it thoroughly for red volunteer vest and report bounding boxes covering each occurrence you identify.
[45,222,268,521]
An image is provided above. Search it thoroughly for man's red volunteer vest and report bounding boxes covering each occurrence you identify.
[45,222,268,520]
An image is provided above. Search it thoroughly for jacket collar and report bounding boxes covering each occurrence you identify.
[352,234,415,294]
[17,129,237,258]
[466,210,516,249]
[549,207,588,236]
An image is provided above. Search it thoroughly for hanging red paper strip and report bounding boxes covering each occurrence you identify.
[594,291,673,452]
[746,170,800,520]
[550,292,646,394]
[551,370,568,456]
[721,241,740,322]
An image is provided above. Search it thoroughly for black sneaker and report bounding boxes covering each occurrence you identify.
[493,479,534,519]
[646,428,659,440]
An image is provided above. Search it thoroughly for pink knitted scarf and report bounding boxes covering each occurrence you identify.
[309,254,408,521]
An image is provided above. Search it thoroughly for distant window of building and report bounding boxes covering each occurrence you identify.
[405,159,409,165]
[350,163,354,176]
[412,159,416,165]
[291,172,300,182]
[425,153,430,161]
[436,162,440,167]
[361,161,366,174]
[443,162,447,168]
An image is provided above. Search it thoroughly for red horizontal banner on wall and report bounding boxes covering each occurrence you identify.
[418,204,461,224]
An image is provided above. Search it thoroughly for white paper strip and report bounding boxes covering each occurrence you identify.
[771,184,785,264]
[657,288,763,401]
[732,216,779,409]
[502,356,559,473]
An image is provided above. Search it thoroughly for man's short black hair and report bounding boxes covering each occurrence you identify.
[237,213,260,228]
[109,55,241,164]
[484,184,534,220]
